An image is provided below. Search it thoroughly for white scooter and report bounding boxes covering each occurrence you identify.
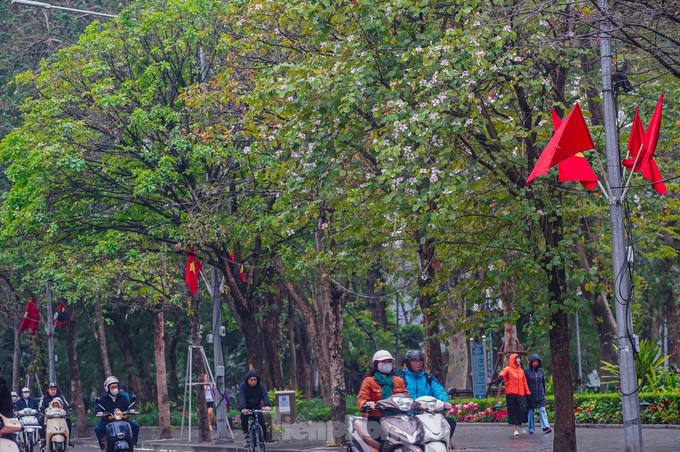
[15,408,41,452]
[44,400,69,452]
[0,413,21,452]
[347,393,424,452]
[413,397,451,451]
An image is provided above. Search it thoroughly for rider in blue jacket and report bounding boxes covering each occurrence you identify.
[399,350,457,441]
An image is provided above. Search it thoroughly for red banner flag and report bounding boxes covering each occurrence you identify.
[185,249,202,295]
[19,297,40,334]
[551,109,598,190]
[526,103,596,186]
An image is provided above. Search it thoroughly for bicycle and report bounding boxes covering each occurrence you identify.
[243,409,266,452]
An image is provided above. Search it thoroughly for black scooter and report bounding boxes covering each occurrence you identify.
[95,396,138,452]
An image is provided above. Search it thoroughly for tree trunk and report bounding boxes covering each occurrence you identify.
[66,302,89,438]
[542,204,576,452]
[323,274,348,446]
[13,320,20,391]
[418,238,444,383]
[167,313,182,399]
[589,291,619,386]
[365,263,387,328]
[93,300,112,376]
[444,289,467,390]
[110,324,146,401]
[154,309,172,439]
[189,295,211,443]
[261,292,284,389]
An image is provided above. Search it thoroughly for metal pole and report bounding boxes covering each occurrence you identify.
[11,0,117,18]
[575,312,583,383]
[46,282,56,384]
[211,265,232,441]
[598,1,642,449]
[394,294,400,361]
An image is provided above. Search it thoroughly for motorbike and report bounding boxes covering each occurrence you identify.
[15,408,41,452]
[347,393,424,452]
[0,413,21,452]
[95,396,137,452]
[44,399,69,452]
[413,397,451,452]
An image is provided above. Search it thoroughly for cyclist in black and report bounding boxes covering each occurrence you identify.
[237,370,271,446]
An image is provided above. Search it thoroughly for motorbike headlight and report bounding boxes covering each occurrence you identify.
[394,396,415,411]
[114,411,124,421]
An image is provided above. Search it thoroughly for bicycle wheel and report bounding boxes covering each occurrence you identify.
[253,422,266,452]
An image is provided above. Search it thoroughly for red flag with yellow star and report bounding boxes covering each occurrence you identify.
[185,249,202,295]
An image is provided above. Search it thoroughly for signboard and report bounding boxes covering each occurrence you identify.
[278,395,291,413]
[470,340,487,399]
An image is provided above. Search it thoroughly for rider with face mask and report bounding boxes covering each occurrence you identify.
[94,376,140,451]
[357,350,409,444]
[15,387,39,411]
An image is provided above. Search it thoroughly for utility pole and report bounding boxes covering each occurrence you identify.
[211,265,232,441]
[46,281,56,384]
[598,1,642,450]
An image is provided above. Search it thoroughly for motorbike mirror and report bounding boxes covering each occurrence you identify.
[131,395,137,402]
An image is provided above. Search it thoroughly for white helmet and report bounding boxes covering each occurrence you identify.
[103,376,119,392]
[372,350,394,363]
[21,387,30,393]
[11,391,17,398]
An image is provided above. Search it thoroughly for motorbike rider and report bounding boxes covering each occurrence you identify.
[15,387,39,411]
[39,382,73,448]
[399,349,457,444]
[0,374,15,440]
[94,376,140,451]
[357,350,409,444]
[10,391,18,408]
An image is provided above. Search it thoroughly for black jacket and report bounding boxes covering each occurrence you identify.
[39,392,71,413]
[237,370,270,410]
[14,397,39,411]
[96,392,131,415]
[0,377,13,418]
[524,354,547,408]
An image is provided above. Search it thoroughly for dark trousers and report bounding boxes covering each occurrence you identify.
[240,411,266,438]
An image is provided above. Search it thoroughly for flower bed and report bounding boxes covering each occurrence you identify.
[449,392,680,425]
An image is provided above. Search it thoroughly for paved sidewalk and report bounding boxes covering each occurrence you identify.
[72,422,680,451]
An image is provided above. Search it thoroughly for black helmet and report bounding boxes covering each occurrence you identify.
[405,350,425,371]
[48,382,58,389]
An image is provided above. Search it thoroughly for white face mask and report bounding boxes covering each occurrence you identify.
[109,388,119,396]
[377,362,393,374]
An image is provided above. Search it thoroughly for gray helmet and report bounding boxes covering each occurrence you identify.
[404,349,425,371]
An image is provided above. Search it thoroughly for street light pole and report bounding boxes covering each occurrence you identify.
[11,0,118,18]
[598,1,642,450]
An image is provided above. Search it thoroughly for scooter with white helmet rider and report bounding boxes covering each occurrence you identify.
[94,376,140,452]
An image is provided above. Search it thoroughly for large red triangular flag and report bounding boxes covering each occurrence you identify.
[526,103,596,186]
[622,107,645,169]
[19,297,40,334]
[642,159,666,195]
[551,109,598,190]
[185,249,202,295]
[623,95,663,173]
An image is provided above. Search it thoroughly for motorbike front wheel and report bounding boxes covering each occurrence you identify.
[106,442,133,452]
[50,442,65,452]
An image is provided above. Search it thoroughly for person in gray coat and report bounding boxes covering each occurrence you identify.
[524,354,552,434]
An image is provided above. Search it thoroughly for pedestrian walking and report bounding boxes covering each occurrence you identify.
[497,353,530,436]
[524,353,552,434]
